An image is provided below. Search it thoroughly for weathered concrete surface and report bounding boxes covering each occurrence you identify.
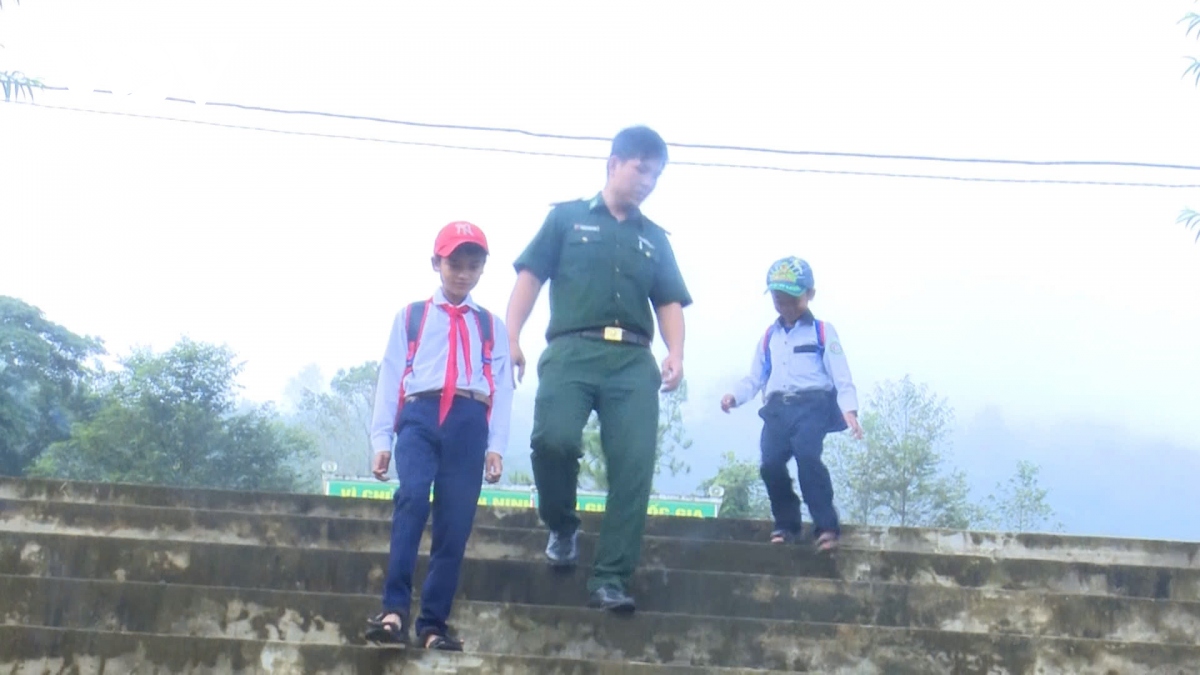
[4,518,1197,606]
[5,574,1200,665]
[5,531,1200,641]
[6,477,1199,568]
[4,477,1200,674]
[0,625,779,675]
[5,498,1199,607]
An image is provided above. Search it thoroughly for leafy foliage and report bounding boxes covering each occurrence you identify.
[0,71,42,102]
[985,460,1062,533]
[504,469,534,486]
[1179,209,1200,242]
[30,338,315,492]
[697,451,770,520]
[826,376,986,528]
[1179,5,1199,231]
[287,362,378,477]
[0,1,45,99]
[579,379,693,491]
[0,296,104,476]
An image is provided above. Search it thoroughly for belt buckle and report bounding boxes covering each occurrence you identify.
[603,327,623,342]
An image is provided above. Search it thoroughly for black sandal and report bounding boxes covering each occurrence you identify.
[419,627,464,651]
[365,612,409,646]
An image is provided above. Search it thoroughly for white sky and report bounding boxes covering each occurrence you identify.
[3,1,1199,460]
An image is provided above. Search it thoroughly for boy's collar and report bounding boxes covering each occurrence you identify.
[434,287,478,309]
[776,309,815,328]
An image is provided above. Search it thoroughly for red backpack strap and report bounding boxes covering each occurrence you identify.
[761,323,774,379]
[473,307,496,422]
[394,299,432,432]
[816,319,826,351]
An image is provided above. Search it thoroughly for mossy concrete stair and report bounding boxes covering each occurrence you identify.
[1,477,1197,673]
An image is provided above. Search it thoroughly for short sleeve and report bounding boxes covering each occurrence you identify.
[513,208,564,281]
[649,237,693,308]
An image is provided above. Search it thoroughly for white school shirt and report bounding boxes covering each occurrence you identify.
[729,315,859,414]
[369,288,514,457]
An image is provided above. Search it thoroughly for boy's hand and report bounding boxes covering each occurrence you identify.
[371,451,392,481]
[720,394,737,413]
[484,452,503,483]
[844,412,864,440]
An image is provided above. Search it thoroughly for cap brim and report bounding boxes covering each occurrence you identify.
[766,283,807,297]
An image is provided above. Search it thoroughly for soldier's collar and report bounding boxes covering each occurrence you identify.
[588,192,645,227]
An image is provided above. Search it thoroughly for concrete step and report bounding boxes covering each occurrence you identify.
[5,530,1199,630]
[5,574,1199,662]
[0,625,782,675]
[2,501,1194,603]
[9,497,1200,582]
[6,477,1198,569]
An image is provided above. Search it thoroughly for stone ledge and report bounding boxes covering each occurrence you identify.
[4,532,1199,617]
[0,625,781,675]
[4,575,1200,663]
[5,477,1197,567]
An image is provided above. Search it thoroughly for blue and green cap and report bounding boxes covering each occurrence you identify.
[765,256,814,297]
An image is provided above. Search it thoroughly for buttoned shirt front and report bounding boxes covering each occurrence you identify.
[369,288,514,457]
[730,314,859,414]
[513,193,692,342]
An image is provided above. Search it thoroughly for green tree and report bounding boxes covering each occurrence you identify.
[697,451,770,520]
[985,460,1062,533]
[0,1,44,101]
[1184,4,1200,84]
[287,361,378,477]
[504,469,534,486]
[1180,4,1199,237]
[578,379,693,491]
[826,376,985,529]
[0,296,104,476]
[31,338,314,492]
[1180,209,1200,242]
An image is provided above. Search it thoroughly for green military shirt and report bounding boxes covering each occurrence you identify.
[514,193,692,343]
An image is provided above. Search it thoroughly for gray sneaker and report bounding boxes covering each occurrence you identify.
[545,528,579,567]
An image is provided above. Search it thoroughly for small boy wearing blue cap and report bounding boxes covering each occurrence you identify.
[720,257,863,552]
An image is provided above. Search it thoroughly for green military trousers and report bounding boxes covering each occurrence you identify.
[530,334,661,593]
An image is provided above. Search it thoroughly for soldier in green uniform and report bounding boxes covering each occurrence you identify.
[505,126,692,613]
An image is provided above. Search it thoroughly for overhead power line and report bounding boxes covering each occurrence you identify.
[35,85,1200,174]
[7,100,1200,190]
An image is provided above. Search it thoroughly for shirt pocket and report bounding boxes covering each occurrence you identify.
[787,343,825,381]
[561,228,606,271]
[623,236,660,288]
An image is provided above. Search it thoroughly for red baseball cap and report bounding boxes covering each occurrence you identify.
[433,221,489,257]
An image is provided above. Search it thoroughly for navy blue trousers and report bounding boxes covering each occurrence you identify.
[382,396,488,636]
[757,392,843,537]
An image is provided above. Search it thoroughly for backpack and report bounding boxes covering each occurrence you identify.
[394,299,495,430]
[761,319,826,382]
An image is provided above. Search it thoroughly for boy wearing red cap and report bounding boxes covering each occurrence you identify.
[364,221,513,650]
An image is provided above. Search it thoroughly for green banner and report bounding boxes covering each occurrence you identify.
[324,479,720,518]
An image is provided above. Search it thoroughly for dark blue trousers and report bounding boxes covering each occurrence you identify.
[382,396,488,636]
[758,391,843,537]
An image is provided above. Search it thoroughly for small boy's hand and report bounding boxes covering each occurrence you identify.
[371,451,392,481]
[720,394,737,413]
[484,452,503,483]
[844,412,864,440]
